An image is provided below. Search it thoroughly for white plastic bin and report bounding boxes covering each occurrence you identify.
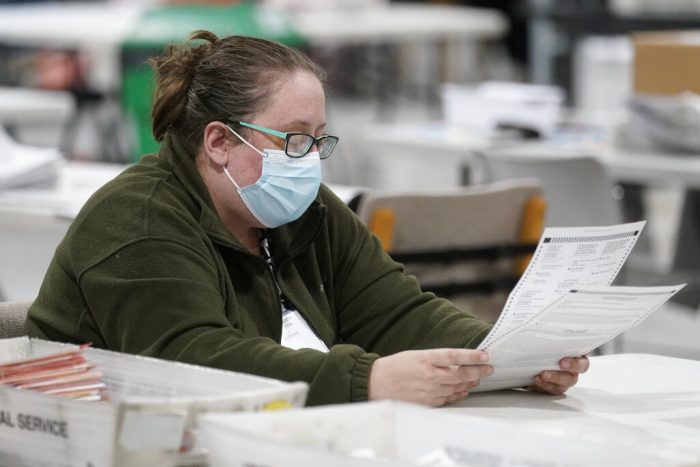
[200,401,697,467]
[0,337,307,467]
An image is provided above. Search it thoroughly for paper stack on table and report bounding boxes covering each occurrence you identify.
[0,125,63,189]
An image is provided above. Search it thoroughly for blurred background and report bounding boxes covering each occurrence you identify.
[1,0,700,357]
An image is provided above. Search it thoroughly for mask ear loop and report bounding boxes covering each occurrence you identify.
[222,124,265,190]
[222,166,242,190]
[225,124,264,156]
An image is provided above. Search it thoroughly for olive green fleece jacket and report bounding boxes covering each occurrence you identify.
[25,133,492,405]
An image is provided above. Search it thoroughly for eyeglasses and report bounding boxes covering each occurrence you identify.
[237,121,338,160]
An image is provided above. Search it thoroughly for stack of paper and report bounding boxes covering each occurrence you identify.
[0,343,108,401]
[441,81,564,137]
[0,125,63,189]
[616,93,700,154]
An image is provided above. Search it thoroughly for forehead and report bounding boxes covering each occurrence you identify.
[255,70,326,128]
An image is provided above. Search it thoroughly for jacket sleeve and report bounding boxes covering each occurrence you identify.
[77,237,378,406]
[321,187,493,355]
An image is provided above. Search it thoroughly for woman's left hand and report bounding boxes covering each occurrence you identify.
[528,356,590,395]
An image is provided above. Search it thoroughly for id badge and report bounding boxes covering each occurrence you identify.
[281,309,329,353]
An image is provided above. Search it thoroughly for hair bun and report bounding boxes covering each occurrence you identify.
[150,31,219,142]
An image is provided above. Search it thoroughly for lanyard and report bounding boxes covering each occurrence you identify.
[260,230,292,310]
[260,230,329,353]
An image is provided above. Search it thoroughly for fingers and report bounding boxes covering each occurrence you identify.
[367,349,495,407]
[435,364,493,385]
[530,370,579,395]
[443,390,469,406]
[427,348,489,367]
[560,356,590,374]
[433,379,480,407]
[443,380,478,394]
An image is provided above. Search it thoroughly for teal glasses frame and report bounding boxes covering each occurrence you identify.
[237,121,338,159]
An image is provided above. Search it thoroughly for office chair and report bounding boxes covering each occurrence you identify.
[473,151,622,228]
[0,301,31,339]
[355,179,545,323]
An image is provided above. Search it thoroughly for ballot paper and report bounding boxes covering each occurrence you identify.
[475,221,685,392]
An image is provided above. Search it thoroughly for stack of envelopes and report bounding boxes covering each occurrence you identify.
[0,343,108,401]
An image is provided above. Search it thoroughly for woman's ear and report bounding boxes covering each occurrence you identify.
[202,121,232,167]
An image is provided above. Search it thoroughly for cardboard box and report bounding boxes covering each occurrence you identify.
[199,401,698,467]
[0,337,307,467]
[633,31,700,95]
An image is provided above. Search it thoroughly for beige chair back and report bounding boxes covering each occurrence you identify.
[356,179,545,322]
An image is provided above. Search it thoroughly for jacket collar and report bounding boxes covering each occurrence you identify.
[159,132,326,260]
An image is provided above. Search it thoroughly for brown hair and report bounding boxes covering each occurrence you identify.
[149,30,325,155]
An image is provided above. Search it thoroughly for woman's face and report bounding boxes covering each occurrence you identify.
[200,69,327,231]
[228,70,327,188]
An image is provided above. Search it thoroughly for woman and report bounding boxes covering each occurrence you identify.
[25,31,588,406]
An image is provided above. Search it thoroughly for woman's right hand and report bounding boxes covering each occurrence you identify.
[367,349,493,407]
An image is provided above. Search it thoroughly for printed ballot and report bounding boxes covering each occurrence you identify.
[475,221,685,392]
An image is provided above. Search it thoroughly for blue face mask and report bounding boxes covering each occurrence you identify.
[223,126,322,228]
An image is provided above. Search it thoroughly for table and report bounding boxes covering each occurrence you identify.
[363,121,700,189]
[0,2,506,91]
[492,140,700,190]
[0,3,144,92]
[0,86,74,126]
[0,161,127,301]
[285,3,508,84]
[283,3,507,45]
[447,353,700,459]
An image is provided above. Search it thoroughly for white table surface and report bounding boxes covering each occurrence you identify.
[0,3,506,48]
[447,353,700,458]
[364,121,700,189]
[285,3,507,45]
[0,3,143,49]
[0,161,127,301]
[0,86,75,125]
[0,160,128,219]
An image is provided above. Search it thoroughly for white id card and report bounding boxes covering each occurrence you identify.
[281,309,329,352]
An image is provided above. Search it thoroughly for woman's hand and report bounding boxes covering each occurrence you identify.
[368,349,493,407]
[528,356,590,395]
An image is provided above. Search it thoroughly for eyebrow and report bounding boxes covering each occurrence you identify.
[282,120,327,134]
